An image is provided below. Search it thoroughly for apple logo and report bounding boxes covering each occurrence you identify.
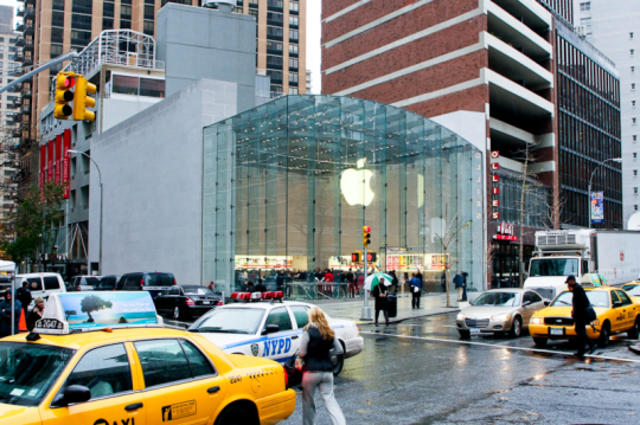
[340,158,375,206]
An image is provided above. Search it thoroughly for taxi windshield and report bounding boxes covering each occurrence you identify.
[190,308,265,334]
[551,290,610,308]
[0,342,75,406]
[472,292,519,307]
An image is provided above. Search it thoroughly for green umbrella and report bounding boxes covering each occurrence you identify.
[365,272,393,292]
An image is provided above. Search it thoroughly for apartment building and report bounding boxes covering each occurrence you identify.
[575,0,640,228]
[14,0,306,198]
[0,6,20,237]
[322,0,621,283]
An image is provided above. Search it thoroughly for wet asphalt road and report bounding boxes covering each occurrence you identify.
[280,312,640,425]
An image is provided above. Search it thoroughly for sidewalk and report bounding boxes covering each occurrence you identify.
[312,292,465,324]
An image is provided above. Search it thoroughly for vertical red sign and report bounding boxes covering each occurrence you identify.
[63,129,71,199]
[39,144,46,190]
[55,135,62,184]
[47,141,54,182]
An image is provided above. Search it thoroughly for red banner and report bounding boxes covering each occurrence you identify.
[55,135,62,185]
[63,129,71,199]
[39,144,46,190]
[47,141,54,183]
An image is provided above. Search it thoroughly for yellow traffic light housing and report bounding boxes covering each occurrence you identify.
[73,76,97,121]
[54,72,76,120]
[363,225,371,248]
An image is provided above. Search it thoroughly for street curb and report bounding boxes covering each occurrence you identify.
[629,344,640,355]
[354,307,460,326]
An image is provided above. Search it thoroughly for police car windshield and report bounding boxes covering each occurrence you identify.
[472,292,519,307]
[0,342,75,406]
[191,308,265,334]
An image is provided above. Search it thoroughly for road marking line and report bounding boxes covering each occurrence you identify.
[361,331,640,363]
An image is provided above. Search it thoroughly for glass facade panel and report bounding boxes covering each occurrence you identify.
[203,96,484,296]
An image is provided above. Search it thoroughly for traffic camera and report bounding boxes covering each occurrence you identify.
[73,76,97,121]
[54,72,76,120]
[363,225,371,248]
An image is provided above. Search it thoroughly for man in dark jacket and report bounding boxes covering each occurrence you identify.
[567,275,595,357]
[372,283,389,326]
[409,273,422,309]
[16,281,32,316]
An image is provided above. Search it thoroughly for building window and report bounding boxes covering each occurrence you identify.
[631,49,635,56]
[635,187,638,194]
[580,1,590,11]
[634,153,638,159]
[633,83,636,90]
[634,118,637,125]
[634,170,638,176]
[634,100,637,107]
[632,32,635,39]
[634,135,638,142]
[635,205,639,211]
[633,66,636,72]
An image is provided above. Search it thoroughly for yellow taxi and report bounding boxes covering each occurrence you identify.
[529,286,640,348]
[0,292,296,425]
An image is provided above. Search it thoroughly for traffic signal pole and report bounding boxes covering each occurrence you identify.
[360,226,372,321]
[0,50,78,95]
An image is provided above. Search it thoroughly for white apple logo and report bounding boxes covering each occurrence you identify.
[340,158,375,206]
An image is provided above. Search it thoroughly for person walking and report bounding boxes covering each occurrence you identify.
[566,275,595,357]
[461,272,469,301]
[346,268,356,298]
[409,273,422,309]
[454,273,464,301]
[295,307,346,425]
[16,281,32,316]
[0,291,21,336]
[26,297,46,331]
[372,281,389,326]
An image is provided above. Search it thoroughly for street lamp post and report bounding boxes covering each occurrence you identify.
[587,157,621,229]
[68,149,103,274]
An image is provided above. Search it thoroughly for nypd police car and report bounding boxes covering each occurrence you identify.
[188,297,363,375]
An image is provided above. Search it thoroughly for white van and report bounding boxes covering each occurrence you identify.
[16,272,66,305]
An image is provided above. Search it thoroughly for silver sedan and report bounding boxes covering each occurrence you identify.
[456,288,548,339]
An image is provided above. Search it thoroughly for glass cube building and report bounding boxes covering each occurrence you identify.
[203,95,485,295]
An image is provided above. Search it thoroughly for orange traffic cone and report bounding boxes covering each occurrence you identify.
[18,309,27,332]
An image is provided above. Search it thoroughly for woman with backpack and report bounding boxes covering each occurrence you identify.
[295,307,346,425]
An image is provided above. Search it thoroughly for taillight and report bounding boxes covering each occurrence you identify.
[216,301,223,305]
[186,297,195,306]
[282,366,288,388]
[140,278,144,288]
[173,278,177,285]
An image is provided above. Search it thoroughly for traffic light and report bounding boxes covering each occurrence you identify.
[362,225,371,248]
[351,252,360,263]
[366,252,377,263]
[54,72,76,120]
[73,76,97,121]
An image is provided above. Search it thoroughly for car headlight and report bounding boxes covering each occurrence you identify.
[457,313,466,321]
[491,313,511,322]
[530,317,543,325]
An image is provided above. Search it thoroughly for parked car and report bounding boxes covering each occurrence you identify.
[116,272,177,298]
[68,275,101,291]
[15,272,66,305]
[456,288,549,339]
[154,285,223,321]
[95,274,118,290]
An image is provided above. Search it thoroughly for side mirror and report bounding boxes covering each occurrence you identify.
[543,300,550,307]
[53,385,91,407]
[262,324,279,335]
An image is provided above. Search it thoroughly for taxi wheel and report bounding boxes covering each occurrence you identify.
[598,322,610,347]
[533,337,547,347]
[172,306,181,321]
[628,317,640,339]
[214,402,259,425]
[510,316,522,338]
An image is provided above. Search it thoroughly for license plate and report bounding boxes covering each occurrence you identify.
[469,328,482,335]
[549,327,564,336]
[202,301,210,305]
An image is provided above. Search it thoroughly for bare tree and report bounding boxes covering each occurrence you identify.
[433,214,471,307]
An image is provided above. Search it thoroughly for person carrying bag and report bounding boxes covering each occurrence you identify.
[295,307,346,425]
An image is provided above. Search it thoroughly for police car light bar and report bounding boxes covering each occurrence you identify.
[230,291,284,302]
[33,291,160,335]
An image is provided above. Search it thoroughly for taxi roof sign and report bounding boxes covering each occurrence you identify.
[34,291,159,335]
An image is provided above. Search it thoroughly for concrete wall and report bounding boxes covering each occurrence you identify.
[157,3,257,112]
[89,78,237,285]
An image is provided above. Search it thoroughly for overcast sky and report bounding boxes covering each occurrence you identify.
[0,0,323,92]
